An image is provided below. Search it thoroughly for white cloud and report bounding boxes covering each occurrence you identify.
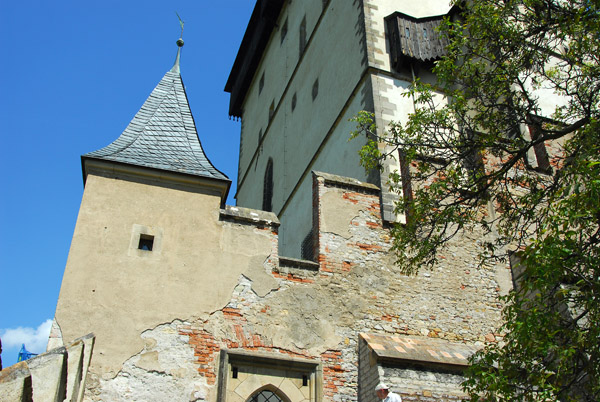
[1,319,53,354]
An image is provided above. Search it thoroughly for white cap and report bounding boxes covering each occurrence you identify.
[375,383,389,391]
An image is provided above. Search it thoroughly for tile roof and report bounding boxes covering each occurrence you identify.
[84,64,229,182]
[360,332,479,367]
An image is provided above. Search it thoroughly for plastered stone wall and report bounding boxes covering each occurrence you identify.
[57,168,508,401]
[380,365,466,402]
[84,174,507,401]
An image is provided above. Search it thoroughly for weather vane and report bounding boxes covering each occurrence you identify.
[176,12,185,39]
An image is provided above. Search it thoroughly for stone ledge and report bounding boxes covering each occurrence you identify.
[361,332,479,368]
[279,256,320,271]
[313,171,380,193]
[220,205,280,227]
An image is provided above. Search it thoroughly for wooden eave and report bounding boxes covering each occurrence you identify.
[224,0,285,119]
[385,9,455,70]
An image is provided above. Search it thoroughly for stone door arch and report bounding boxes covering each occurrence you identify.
[246,385,290,402]
[218,350,322,402]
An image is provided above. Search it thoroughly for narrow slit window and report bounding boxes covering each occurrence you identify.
[138,234,154,251]
[280,17,288,44]
[263,158,274,212]
[299,16,307,58]
[259,72,265,95]
[269,100,275,123]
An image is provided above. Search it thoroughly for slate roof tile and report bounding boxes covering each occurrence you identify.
[85,69,228,181]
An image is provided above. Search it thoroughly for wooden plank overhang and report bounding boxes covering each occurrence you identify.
[385,10,453,70]
[225,0,285,119]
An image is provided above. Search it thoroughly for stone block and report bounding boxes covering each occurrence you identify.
[76,334,95,402]
[65,338,84,402]
[0,361,33,402]
[26,346,67,402]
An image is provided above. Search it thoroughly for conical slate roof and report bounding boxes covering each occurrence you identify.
[84,45,229,182]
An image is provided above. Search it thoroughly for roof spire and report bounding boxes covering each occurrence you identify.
[171,12,185,73]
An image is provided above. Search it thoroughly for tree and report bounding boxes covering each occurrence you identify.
[352,0,599,400]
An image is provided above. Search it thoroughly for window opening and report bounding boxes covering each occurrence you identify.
[138,234,154,251]
[247,390,283,402]
[269,100,275,123]
[259,72,265,95]
[299,16,307,58]
[232,366,239,379]
[280,18,288,44]
[302,374,308,387]
[263,158,274,212]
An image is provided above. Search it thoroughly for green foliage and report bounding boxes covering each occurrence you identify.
[352,0,599,399]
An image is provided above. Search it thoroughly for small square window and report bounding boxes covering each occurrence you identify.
[138,234,154,251]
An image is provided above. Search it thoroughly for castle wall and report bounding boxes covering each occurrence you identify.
[235,0,371,257]
[236,0,460,257]
[60,169,510,401]
[276,77,376,259]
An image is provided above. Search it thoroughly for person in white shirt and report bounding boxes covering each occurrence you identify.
[375,382,402,402]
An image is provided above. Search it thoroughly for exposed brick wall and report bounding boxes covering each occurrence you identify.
[183,327,220,385]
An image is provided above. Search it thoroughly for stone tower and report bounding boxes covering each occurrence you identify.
[51,39,279,399]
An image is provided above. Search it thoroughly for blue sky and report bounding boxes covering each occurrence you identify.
[0,1,255,368]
